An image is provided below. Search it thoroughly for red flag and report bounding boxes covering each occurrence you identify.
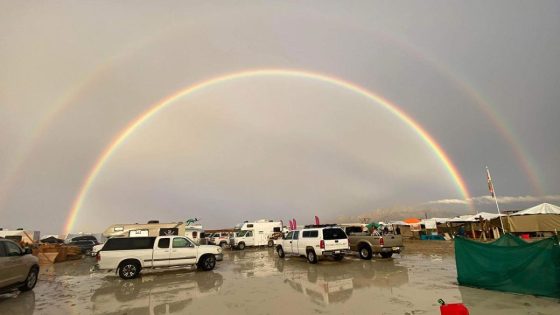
[314,216,320,225]
[289,220,294,230]
[486,167,495,198]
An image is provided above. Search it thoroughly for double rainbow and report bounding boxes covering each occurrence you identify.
[64,69,471,234]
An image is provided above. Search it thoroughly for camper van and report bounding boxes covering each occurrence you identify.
[102,221,206,244]
[229,220,282,250]
[0,229,40,245]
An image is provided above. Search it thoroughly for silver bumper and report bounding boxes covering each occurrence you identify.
[322,249,351,256]
[214,253,224,261]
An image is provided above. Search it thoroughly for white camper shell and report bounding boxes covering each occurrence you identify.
[230,220,282,250]
[102,221,206,245]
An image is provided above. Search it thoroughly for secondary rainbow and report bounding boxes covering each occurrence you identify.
[64,69,472,234]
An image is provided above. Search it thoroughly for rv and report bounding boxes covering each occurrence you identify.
[230,220,282,249]
[0,229,40,245]
[102,221,206,244]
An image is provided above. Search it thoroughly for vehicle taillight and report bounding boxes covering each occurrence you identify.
[96,252,100,262]
[320,240,325,249]
[380,237,384,246]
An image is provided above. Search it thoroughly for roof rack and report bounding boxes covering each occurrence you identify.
[303,224,338,228]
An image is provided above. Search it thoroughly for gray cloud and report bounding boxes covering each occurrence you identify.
[1,1,559,233]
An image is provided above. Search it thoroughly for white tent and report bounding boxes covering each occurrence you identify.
[510,203,560,216]
[447,212,502,223]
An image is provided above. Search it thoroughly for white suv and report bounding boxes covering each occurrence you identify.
[275,225,350,264]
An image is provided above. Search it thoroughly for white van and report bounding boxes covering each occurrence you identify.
[230,220,282,250]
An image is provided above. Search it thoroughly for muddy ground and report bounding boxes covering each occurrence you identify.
[0,241,558,314]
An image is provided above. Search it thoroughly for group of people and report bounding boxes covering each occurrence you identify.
[369,225,401,236]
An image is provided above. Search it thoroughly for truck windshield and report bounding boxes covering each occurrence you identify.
[323,228,347,240]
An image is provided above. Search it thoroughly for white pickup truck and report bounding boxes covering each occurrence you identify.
[275,225,350,264]
[94,236,223,279]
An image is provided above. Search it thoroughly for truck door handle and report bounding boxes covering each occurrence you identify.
[289,241,292,243]
[335,240,339,243]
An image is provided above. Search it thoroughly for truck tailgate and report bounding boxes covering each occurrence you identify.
[380,234,403,248]
[324,239,349,251]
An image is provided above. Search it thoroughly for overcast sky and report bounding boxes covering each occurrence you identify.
[1,1,559,234]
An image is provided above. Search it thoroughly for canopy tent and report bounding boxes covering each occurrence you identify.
[448,212,502,223]
[507,203,560,232]
[455,233,560,298]
[41,236,64,244]
[510,203,560,215]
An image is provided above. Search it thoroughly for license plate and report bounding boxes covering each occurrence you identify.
[334,251,340,254]
[392,247,399,251]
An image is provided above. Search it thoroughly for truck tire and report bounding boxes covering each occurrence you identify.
[380,252,393,259]
[198,255,216,271]
[237,242,245,250]
[358,245,373,260]
[277,246,285,258]
[118,260,141,279]
[267,240,274,247]
[18,266,38,291]
[306,249,318,264]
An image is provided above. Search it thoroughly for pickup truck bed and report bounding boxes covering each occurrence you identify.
[347,233,403,260]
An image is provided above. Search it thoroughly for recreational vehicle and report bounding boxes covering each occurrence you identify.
[230,220,282,249]
[0,229,40,245]
[102,221,206,244]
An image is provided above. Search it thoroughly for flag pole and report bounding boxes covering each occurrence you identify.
[486,166,506,233]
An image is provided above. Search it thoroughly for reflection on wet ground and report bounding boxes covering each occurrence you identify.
[0,241,558,314]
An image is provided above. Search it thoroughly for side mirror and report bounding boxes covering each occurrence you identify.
[23,247,32,255]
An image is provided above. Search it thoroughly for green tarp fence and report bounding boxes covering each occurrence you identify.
[455,233,560,298]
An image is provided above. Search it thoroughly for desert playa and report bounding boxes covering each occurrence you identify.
[1,241,557,315]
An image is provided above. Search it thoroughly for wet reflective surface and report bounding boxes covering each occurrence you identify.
[0,241,558,314]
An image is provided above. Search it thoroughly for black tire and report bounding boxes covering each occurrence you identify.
[198,255,216,271]
[380,252,393,259]
[277,246,285,258]
[118,260,141,280]
[306,249,318,264]
[267,240,274,247]
[237,242,245,250]
[219,242,227,249]
[358,245,373,260]
[333,254,344,261]
[18,266,38,291]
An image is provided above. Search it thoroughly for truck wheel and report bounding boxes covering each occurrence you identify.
[267,240,274,247]
[306,249,318,264]
[18,266,38,291]
[380,252,393,259]
[198,255,216,271]
[219,242,227,249]
[333,254,344,261]
[359,245,373,260]
[277,246,285,258]
[119,260,141,279]
[238,242,245,250]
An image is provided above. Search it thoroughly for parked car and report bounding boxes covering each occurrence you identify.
[209,232,230,248]
[275,225,350,264]
[69,240,96,255]
[343,226,403,259]
[71,235,99,245]
[93,236,223,279]
[0,239,40,293]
